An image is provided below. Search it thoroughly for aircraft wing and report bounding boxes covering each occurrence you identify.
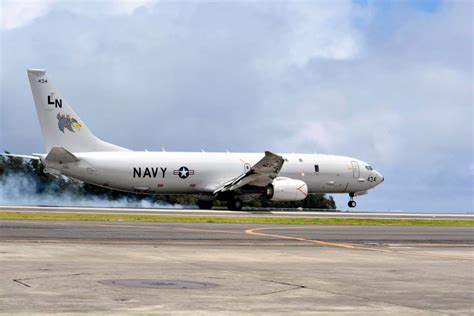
[213,151,284,194]
[0,153,40,160]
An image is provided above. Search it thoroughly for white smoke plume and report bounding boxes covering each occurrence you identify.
[0,173,187,209]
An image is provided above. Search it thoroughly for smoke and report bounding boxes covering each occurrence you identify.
[0,172,187,209]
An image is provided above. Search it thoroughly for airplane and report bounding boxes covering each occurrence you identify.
[8,69,384,210]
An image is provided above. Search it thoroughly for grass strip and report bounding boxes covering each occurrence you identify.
[0,211,473,226]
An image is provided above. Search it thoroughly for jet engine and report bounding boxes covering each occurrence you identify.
[266,177,308,201]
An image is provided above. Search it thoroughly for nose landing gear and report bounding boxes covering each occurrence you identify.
[348,193,357,208]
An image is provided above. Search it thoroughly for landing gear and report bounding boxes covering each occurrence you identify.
[348,200,357,208]
[227,198,243,211]
[197,199,213,210]
[348,193,357,208]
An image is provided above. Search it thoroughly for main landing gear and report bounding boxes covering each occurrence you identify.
[197,199,213,210]
[227,198,243,211]
[348,193,357,208]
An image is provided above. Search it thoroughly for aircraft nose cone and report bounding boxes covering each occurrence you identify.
[376,171,384,184]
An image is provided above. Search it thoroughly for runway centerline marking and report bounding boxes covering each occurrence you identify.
[245,227,474,261]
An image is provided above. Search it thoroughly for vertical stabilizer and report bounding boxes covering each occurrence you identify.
[27,69,129,153]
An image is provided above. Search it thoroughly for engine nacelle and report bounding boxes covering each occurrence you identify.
[266,177,308,201]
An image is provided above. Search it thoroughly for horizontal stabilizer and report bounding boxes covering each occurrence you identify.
[45,146,79,164]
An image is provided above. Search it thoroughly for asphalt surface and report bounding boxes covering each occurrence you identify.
[1,218,473,314]
[1,205,473,219]
[1,220,474,244]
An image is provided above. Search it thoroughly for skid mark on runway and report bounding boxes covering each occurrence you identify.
[13,279,31,287]
[169,253,450,314]
[245,227,474,261]
[251,280,307,296]
[13,273,88,287]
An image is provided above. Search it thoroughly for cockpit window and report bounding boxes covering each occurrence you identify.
[365,165,373,171]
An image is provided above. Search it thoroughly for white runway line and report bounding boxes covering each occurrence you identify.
[274,211,474,217]
[0,205,472,218]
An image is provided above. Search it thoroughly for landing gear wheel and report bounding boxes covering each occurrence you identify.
[348,193,357,208]
[227,198,243,211]
[197,199,213,210]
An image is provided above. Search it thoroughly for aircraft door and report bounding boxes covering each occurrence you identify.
[351,161,360,179]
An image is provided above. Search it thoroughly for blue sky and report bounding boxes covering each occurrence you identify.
[1,0,472,212]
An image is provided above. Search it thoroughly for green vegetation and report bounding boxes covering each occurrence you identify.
[0,211,472,226]
[0,152,336,209]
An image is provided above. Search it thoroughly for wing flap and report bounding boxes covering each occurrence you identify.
[251,151,284,175]
[214,151,284,195]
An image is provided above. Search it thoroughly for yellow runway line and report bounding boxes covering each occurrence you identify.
[245,226,473,261]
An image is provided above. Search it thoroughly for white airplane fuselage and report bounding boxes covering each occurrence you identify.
[43,151,383,196]
[23,68,384,209]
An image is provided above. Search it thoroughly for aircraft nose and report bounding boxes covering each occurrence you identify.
[376,171,384,184]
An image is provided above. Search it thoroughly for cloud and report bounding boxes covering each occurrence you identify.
[1,0,51,30]
[109,0,154,15]
[0,0,155,31]
[258,1,364,65]
[0,1,472,211]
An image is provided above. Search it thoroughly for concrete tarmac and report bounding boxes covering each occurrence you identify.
[0,219,473,315]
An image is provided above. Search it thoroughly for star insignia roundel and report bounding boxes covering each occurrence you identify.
[173,166,195,179]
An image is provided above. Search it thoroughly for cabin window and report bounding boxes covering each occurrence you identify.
[299,158,303,162]
[365,165,373,171]
[314,164,319,173]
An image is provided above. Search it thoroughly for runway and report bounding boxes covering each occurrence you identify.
[1,220,474,244]
[1,205,472,219]
[0,218,473,314]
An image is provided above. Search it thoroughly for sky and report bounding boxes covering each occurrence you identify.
[0,0,472,212]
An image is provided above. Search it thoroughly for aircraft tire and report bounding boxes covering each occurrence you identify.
[227,198,243,211]
[197,199,213,210]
